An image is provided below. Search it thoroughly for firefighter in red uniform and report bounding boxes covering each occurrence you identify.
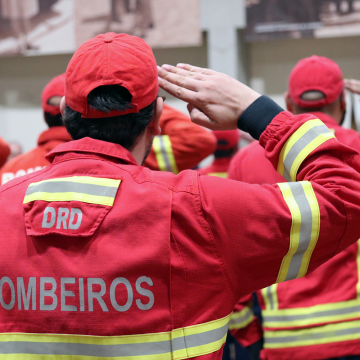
[1,34,360,359]
[144,104,217,173]
[0,137,10,168]
[228,56,360,360]
[0,73,72,185]
[198,130,239,178]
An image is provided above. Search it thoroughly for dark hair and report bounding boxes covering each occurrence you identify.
[214,147,237,159]
[63,85,155,150]
[44,112,63,128]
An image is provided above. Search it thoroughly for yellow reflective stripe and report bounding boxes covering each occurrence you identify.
[229,307,254,331]
[261,287,271,311]
[264,318,360,349]
[277,119,335,181]
[261,285,278,311]
[276,182,320,283]
[0,314,230,360]
[24,192,116,206]
[23,177,121,206]
[153,135,179,174]
[263,297,360,328]
[207,172,228,178]
[28,176,119,188]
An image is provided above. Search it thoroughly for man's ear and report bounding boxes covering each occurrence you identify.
[148,97,163,136]
[60,96,66,116]
[340,91,347,112]
[285,92,294,112]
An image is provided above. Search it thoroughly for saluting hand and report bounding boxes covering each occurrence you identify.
[344,79,360,95]
[157,64,260,131]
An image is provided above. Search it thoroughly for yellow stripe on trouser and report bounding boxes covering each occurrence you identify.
[277,119,335,182]
[0,315,230,360]
[264,318,360,349]
[276,182,320,283]
[263,297,360,328]
[153,135,179,174]
[23,177,121,206]
[229,307,254,331]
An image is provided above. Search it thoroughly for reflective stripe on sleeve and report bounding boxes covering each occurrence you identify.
[276,181,320,283]
[264,318,360,349]
[23,176,121,206]
[229,307,254,331]
[153,135,179,174]
[0,314,230,360]
[263,298,360,328]
[277,119,335,182]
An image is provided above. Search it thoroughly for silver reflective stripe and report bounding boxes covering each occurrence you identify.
[229,310,253,328]
[265,325,360,344]
[267,286,275,310]
[283,124,332,181]
[25,181,117,199]
[264,304,360,323]
[0,340,170,356]
[172,322,228,351]
[158,136,173,172]
[285,183,313,281]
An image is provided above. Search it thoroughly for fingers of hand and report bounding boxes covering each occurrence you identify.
[177,63,216,76]
[344,79,360,94]
[187,104,215,129]
[158,76,195,102]
[157,65,199,91]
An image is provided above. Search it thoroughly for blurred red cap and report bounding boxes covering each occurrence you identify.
[213,130,240,151]
[41,73,66,116]
[65,32,158,118]
[289,55,344,109]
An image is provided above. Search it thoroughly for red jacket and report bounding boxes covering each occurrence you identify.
[0,136,10,168]
[198,158,232,178]
[144,104,217,173]
[0,126,72,185]
[228,112,360,360]
[1,111,360,359]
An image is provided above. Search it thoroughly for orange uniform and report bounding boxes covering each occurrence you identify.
[144,104,217,173]
[0,127,71,185]
[0,136,10,168]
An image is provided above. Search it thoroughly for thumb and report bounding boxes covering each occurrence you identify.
[187,104,216,129]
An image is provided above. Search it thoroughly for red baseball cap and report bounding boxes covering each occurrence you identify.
[65,32,158,118]
[213,130,240,151]
[289,55,344,109]
[41,73,66,116]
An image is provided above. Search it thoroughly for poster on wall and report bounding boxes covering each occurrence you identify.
[246,0,360,41]
[74,0,201,49]
[0,0,201,57]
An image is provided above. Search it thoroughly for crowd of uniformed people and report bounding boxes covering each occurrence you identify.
[1,29,360,360]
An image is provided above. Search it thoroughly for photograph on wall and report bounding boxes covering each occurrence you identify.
[74,0,201,49]
[246,0,360,41]
[0,0,76,56]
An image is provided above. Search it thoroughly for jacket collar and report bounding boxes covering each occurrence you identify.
[37,126,72,146]
[46,137,139,165]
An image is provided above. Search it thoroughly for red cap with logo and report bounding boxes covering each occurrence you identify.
[65,32,158,118]
[213,130,240,151]
[289,55,344,109]
[41,73,66,116]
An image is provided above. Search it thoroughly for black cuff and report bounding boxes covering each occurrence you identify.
[237,95,284,140]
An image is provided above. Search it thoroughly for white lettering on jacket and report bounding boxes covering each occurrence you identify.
[0,277,154,312]
[2,166,46,185]
[42,207,83,230]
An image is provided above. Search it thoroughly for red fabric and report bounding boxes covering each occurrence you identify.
[229,112,360,359]
[289,56,344,108]
[41,73,65,115]
[144,104,217,172]
[198,157,231,176]
[66,33,158,119]
[212,130,240,150]
[0,136,10,168]
[0,126,72,185]
[0,112,360,359]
